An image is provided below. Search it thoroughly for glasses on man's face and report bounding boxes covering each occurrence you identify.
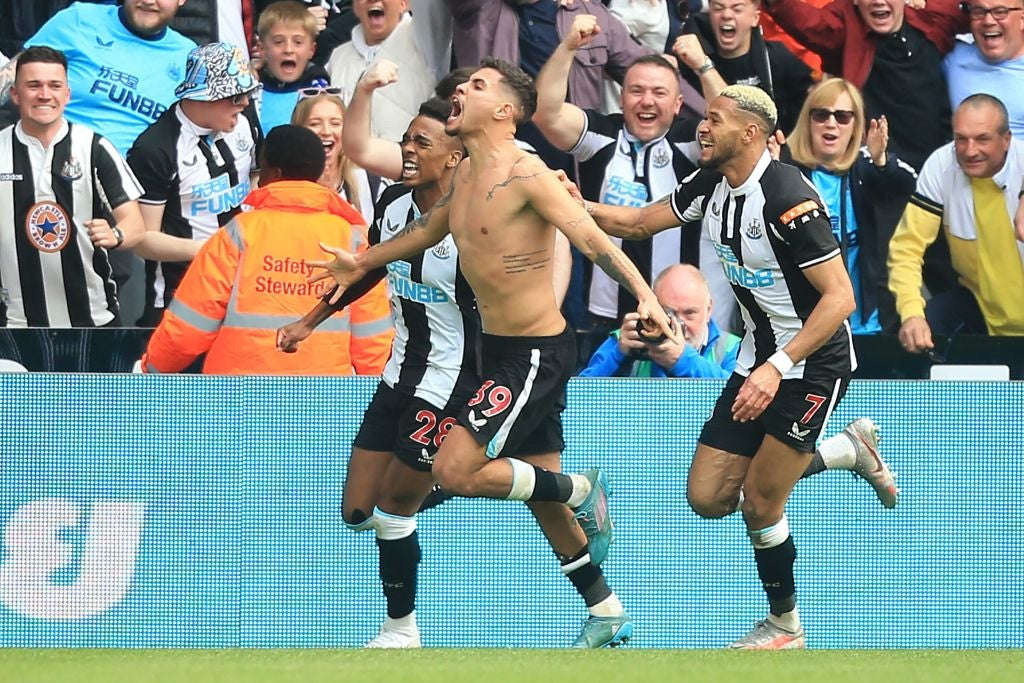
[967,5,1024,20]
[222,88,259,106]
[809,108,855,125]
[298,86,344,100]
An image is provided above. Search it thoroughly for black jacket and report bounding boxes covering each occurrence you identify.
[171,0,218,47]
[682,11,813,134]
[782,146,917,322]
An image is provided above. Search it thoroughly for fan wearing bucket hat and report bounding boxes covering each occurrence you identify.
[127,42,264,327]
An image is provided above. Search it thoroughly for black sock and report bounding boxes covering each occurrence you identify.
[753,535,797,616]
[418,484,456,512]
[801,452,827,479]
[560,548,611,607]
[529,467,574,502]
[377,531,421,619]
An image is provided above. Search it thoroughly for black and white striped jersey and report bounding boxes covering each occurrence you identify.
[0,120,142,327]
[127,103,261,314]
[372,183,480,409]
[670,151,856,380]
[570,109,738,333]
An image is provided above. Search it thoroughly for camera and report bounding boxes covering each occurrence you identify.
[635,309,680,344]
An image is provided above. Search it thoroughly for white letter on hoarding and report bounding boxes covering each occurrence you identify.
[0,499,146,620]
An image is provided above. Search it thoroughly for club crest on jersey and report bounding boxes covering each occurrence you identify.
[711,201,720,216]
[236,138,250,153]
[745,219,763,239]
[60,157,83,181]
[432,240,452,260]
[26,202,71,253]
[652,147,670,168]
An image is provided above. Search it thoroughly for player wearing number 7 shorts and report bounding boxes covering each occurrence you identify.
[580,86,898,649]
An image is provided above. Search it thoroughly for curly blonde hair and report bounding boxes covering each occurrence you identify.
[720,84,777,135]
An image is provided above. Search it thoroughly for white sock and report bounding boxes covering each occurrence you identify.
[767,607,801,633]
[382,612,418,633]
[817,431,856,470]
[566,473,592,508]
[588,593,624,618]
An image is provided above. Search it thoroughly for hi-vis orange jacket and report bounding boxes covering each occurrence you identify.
[141,180,393,375]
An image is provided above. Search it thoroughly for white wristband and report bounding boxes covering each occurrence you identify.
[767,350,794,375]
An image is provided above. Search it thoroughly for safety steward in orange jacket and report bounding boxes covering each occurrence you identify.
[141,126,393,374]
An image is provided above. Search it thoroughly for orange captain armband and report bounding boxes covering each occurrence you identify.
[779,200,819,225]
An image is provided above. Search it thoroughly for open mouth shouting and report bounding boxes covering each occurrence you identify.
[717,22,738,45]
[321,137,336,157]
[363,2,390,36]
[447,96,464,129]
[402,157,420,181]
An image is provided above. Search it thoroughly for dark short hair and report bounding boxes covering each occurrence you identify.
[435,66,475,101]
[262,125,325,182]
[959,93,1011,135]
[625,54,681,81]
[479,57,537,125]
[418,96,453,125]
[16,45,68,79]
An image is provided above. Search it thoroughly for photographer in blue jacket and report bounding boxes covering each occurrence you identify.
[580,263,740,378]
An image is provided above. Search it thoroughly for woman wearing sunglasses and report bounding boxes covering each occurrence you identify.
[782,77,916,334]
[291,88,382,226]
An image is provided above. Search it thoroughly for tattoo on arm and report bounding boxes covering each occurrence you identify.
[502,249,551,275]
[486,170,552,200]
[564,214,590,233]
[594,250,641,296]
[394,184,455,238]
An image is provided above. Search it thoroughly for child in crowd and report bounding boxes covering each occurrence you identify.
[257,0,331,133]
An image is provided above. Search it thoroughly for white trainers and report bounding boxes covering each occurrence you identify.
[842,418,899,509]
[728,619,806,650]
[365,619,422,649]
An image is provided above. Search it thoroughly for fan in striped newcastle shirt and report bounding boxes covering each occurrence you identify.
[0,46,144,328]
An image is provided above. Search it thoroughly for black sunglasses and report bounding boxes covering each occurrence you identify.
[810,108,855,125]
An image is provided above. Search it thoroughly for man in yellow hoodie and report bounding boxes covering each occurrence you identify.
[141,124,393,374]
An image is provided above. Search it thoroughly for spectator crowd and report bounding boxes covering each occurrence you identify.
[1,0,1022,374]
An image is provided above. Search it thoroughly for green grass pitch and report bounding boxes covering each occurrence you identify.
[2,649,1022,683]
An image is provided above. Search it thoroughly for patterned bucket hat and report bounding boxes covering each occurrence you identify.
[174,42,259,102]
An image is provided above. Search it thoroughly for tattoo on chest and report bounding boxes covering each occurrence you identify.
[486,170,550,200]
[502,249,551,275]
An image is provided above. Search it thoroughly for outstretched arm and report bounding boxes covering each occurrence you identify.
[342,60,404,181]
[520,157,679,342]
[309,178,455,301]
[533,14,593,151]
[586,193,683,239]
[277,267,387,353]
